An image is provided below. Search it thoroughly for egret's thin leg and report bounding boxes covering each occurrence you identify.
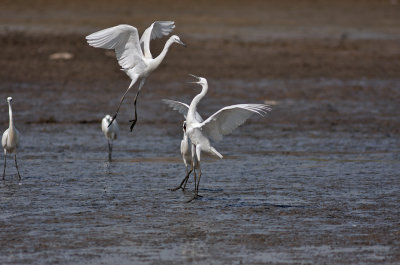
[3,151,6,180]
[109,75,139,128]
[186,145,199,203]
[196,167,202,195]
[169,168,192,191]
[194,146,202,195]
[186,166,198,203]
[108,139,112,162]
[129,90,140,131]
[110,140,113,161]
[14,154,21,180]
[182,165,193,190]
[192,157,197,193]
[129,79,145,132]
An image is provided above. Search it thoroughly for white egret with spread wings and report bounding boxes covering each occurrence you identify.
[86,21,186,131]
[163,75,271,201]
[163,99,203,192]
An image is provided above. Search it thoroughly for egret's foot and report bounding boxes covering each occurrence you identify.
[129,119,137,131]
[186,194,198,203]
[192,190,203,197]
[169,186,182,191]
[186,193,202,203]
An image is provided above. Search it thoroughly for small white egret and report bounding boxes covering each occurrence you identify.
[168,121,199,191]
[86,21,186,131]
[163,75,271,201]
[102,115,119,161]
[2,97,21,180]
[163,99,203,191]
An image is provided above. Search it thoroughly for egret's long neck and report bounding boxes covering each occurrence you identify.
[187,83,208,122]
[152,38,174,68]
[8,102,13,129]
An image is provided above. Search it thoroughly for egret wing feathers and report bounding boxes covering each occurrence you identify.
[201,104,271,142]
[86,24,144,69]
[140,21,175,59]
[1,130,7,149]
[162,99,203,122]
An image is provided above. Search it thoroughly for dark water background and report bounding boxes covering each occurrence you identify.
[1,78,399,264]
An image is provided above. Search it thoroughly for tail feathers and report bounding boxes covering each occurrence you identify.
[210,146,223,159]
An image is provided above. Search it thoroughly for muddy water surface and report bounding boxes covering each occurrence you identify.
[0,78,399,264]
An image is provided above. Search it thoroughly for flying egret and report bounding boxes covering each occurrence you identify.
[86,21,186,131]
[2,97,21,180]
[163,75,271,201]
[102,115,119,162]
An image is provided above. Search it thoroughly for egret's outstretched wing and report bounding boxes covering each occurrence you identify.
[140,21,175,58]
[201,104,271,142]
[86,24,144,69]
[162,99,203,122]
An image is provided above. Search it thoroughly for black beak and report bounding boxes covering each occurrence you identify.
[178,39,186,47]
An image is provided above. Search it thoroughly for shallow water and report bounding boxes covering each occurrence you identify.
[0,89,399,264]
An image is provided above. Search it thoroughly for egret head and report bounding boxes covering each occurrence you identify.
[7,97,12,103]
[171,35,186,47]
[104,115,112,122]
[182,121,187,133]
[188,74,207,86]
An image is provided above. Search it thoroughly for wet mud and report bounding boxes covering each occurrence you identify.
[0,0,400,264]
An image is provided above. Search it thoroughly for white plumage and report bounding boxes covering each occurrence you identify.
[168,121,200,191]
[140,21,175,59]
[101,114,119,161]
[2,97,21,180]
[163,75,271,201]
[86,22,185,132]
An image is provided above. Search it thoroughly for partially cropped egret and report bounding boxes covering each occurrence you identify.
[102,115,119,162]
[163,75,271,201]
[86,21,186,131]
[2,97,21,180]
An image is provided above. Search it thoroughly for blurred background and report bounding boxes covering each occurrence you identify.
[0,0,399,129]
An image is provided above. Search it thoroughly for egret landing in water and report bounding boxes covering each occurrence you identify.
[86,21,186,132]
[2,97,21,180]
[102,115,119,162]
[163,75,271,202]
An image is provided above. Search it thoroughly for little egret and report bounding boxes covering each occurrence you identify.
[168,121,199,191]
[163,75,271,201]
[163,99,203,191]
[102,115,119,161]
[2,97,21,180]
[86,21,186,131]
